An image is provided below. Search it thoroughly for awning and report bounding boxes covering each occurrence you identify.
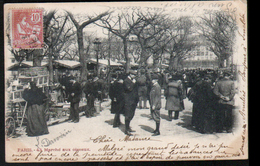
[118,60,139,67]
[7,61,48,71]
[53,60,81,69]
[88,58,123,67]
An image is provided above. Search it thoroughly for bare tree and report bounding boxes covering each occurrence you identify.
[66,11,110,80]
[197,10,237,68]
[10,49,35,64]
[44,11,76,84]
[96,9,144,73]
[128,39,141,63]
[110,36,124,61]
[163,16,196,70]
[132,11,167,67]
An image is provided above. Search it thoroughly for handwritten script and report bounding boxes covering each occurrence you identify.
[11,136,243,162]
[35,129,72,148]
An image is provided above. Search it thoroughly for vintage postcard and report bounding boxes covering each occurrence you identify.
[4,1,248,163]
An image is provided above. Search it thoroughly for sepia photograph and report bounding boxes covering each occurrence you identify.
[4,1,247,163]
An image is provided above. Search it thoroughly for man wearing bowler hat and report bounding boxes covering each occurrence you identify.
[123,70,139,136]
[109,73,125,128]
[68,77,81,123]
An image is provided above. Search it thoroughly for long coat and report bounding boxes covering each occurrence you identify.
[136,75,147,98]
[97,78,106,101]
[123,77,139,119]
[191,79,218,133]
[83,80,96,110]
[22,87,49,136]
[213,77,235,106]
[189,79,203,127]
[150,82,161,110]
[164,80,184,111]
[109,80,125,114]
[68,81,81,103]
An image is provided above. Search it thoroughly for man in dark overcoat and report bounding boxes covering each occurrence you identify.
[84,76,100,117]
[83,77,95,117]
[59,73,71,99]
[123,70,139,136]
[97,76,106,101]
[188,76,203,128]
[67,78,81,123]
[213,72,235,133]
[109,74,125,128]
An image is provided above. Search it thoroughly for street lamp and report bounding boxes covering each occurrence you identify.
[93,38,101,76]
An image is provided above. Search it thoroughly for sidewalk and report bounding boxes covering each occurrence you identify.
[9,97,240,142]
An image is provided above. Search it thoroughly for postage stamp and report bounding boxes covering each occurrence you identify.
[11,9,43,49]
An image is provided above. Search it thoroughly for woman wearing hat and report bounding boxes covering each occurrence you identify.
[22,81,49,136]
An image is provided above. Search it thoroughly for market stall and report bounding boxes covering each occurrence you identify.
[6,64,86,137]
[118,60,139,70]
[53,59,81,70]
[87,58,123,75]
[6,66,49,137]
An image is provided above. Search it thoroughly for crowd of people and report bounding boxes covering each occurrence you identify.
[21,68,236,137]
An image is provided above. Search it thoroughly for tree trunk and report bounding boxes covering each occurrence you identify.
[173,57,179,70]
[33,57,42,67]
[169,54,179,71]
[123,38,130,74]
[140,49,150,67]
[48,47,54,85]
[32,49,43,67]
[77,28,88,81]
[218,56,225,68]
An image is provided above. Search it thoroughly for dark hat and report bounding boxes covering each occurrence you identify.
[118,74,125,80]
[69,76,76,80]
[111,73,117,79]
[30,81,37,87]
[171,74,181,80]
[151,74,159,80]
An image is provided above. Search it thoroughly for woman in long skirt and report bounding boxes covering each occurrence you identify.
[190,75,216,133]
[23,82,49,136]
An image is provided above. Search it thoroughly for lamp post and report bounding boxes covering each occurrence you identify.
[93,38,101,77]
